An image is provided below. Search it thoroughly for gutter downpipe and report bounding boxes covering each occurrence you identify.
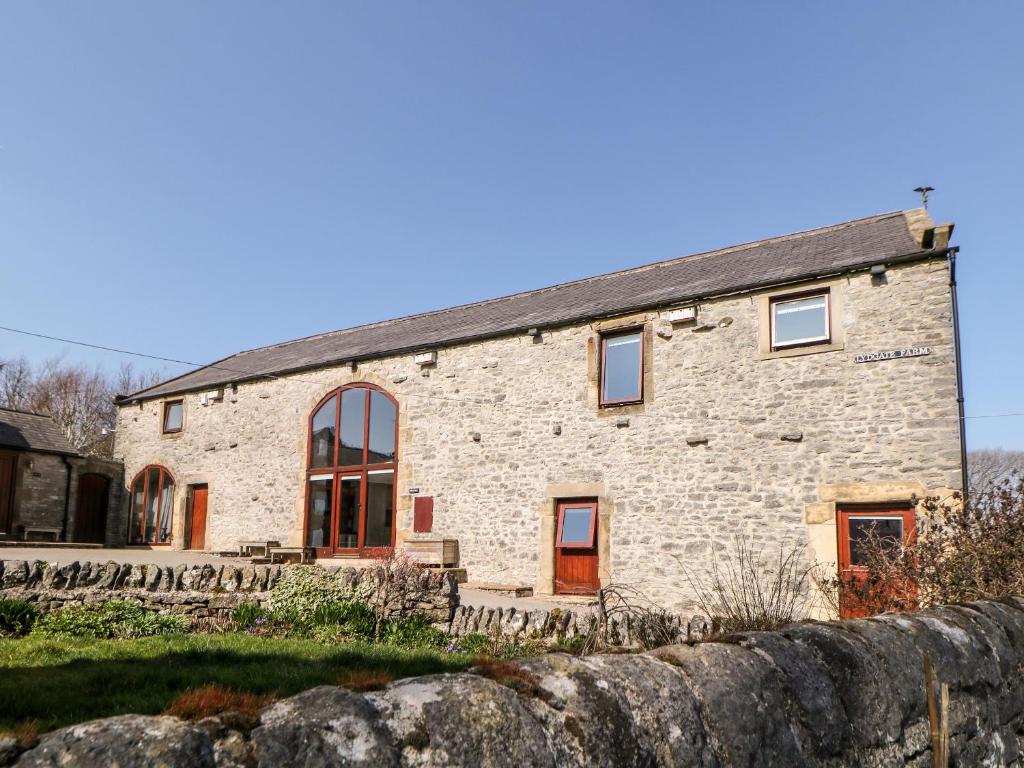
[60,456,73,542]
[947,246,969,498]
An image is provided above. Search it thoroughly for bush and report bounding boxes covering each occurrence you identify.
[269,565,351,618]
[0,598,37,637]
[684,537,816,636]
[821,480,1024,616]
[36,601,190,639]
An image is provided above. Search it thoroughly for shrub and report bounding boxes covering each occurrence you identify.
[821,480,1024,616]
[684,537,816,636]
[36,601,190,639]
[164,685,274,722]
[269,565,350,618]
[0,598,37,637]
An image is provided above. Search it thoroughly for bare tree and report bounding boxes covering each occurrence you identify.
[0,357,34,411]
[969,449,1024,494]
[0,356,164,455]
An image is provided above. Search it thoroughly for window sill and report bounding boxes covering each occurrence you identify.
[758,339,845,361]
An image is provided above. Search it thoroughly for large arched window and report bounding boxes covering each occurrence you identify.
[305,383,397,556]
[128,465,175,545]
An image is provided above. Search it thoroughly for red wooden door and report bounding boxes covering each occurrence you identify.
[74,473,109,544]
[188,486,208,550]
[837,504,916,618]
[554,500,600,594]
[0,452,15,536]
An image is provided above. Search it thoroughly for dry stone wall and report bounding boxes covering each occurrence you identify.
[7,597,1023,767]
[0,559,458,622]
[115,258,961,610]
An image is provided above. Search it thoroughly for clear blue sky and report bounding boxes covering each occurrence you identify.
[1,2,1021,448]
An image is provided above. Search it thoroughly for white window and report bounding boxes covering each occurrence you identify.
[771,292,830,349]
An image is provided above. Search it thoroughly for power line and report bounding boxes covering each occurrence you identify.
[1,322,1020,424]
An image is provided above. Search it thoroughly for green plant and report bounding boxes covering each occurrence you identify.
[36,601,190,639]
[232,603,268,629]
[0,599,37,637]
[382,614,447,649]
[269,565,350,618]
[309,601,376,636]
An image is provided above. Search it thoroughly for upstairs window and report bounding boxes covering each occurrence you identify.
[600,330,643,406]
[771,292,830,349]
[162,400,184,434]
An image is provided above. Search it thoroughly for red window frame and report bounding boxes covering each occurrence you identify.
[556,500,598,549]
[837,504,917,573]
[599,329,644,407]
[162,399,184,434]
[303,383,399,557]
[128,464,175,546]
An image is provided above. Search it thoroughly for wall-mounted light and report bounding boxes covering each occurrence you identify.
[870,264,887,277]
[414,351,437,366]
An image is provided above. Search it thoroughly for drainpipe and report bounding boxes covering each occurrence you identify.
[947,246,969,498]
[60,456,73,542]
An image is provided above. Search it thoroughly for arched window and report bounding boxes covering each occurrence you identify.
[128,465,175,545]
[305,384,397,556]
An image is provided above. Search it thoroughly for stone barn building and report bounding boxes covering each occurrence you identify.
[0,407,124,545]
[113,209,963,610]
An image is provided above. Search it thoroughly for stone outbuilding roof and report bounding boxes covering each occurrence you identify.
[0,407,77,456]
[123,209,943,402]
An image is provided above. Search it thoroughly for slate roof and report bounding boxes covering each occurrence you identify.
[125,209,935,402]
[0,407,78,455]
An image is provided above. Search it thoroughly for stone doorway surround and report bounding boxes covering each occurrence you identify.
[535,482,612,597]
[804,481,959,616]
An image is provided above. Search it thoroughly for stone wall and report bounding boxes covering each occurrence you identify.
[115,255,962,610]
[5,452,123,544]
[0,559,458,623]
[7,597,1023,767]
[446,603,712,645]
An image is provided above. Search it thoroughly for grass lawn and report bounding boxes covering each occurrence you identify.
[0,633,476,732]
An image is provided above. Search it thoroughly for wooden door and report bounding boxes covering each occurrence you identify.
[74,473,109,544]
[187,485,208,551]
[554,500,600,594]
[837,504,916,618]
[0,452,15,536]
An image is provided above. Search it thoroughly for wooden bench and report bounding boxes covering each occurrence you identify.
[268,546,315,564]
[238,540,280,558]
[21,526,62,543]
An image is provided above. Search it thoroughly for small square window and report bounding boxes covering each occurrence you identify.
[556,501,597,549]
[771,292,830,349]
[600,330,643,406]
[162,400,184,434]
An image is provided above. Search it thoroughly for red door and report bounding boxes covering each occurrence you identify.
[187,485,208,550]
[837,504,916,618]
[0,452,15,537]
[74,473,109,544]
[554,500,600,594]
